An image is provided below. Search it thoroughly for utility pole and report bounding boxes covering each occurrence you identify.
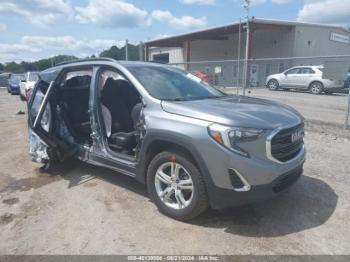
[139,41,144,61]
[346,90,350,129]
[125,39,129,61]
[242,0,251,96]
[236,18,242,95]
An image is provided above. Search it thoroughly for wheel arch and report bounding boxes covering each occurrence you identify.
[267,78,279,88]
[136,134,207,185]
[308,80,324,90]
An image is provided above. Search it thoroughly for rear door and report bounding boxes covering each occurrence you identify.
[296,67,315,89]
[28,69,73,162]
[282,68,300,87]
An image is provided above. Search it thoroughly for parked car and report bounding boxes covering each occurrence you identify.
[8,74,25,95]
[266,65,346,94]
[28,58,305,221]
[0,73,11,88]
[19,71,39,101]
[345,72,350,89]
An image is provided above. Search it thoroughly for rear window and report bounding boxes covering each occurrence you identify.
[63,70,92,90]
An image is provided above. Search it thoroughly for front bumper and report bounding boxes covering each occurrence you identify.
[194,126,306,209]
[207,164,303,209]
[10,86,20,94]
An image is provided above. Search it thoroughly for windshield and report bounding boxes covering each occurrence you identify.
[28,72,39,82]
[126,65,224,101]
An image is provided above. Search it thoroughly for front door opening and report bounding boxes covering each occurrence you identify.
[98,69,142,156]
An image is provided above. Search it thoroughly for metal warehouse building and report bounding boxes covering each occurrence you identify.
[144,18,350,87]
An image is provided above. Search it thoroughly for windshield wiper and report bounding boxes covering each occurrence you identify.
[194,95,226,100]
[162,97,187,102]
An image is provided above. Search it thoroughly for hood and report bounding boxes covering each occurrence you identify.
[161,95,303,129]
[268,73,281,78]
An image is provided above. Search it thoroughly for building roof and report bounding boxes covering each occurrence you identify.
[145,18,350,47]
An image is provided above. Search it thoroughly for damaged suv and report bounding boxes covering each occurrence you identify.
[28,58,305,221]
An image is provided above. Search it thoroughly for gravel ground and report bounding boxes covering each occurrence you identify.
[0,89,349,255]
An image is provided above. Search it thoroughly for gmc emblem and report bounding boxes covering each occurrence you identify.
[291,129,304,143]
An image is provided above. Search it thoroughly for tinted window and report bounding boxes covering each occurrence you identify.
[285,68,300,75]
[299,68,315,74]
[62,70,92,90]
[126,65,224,101]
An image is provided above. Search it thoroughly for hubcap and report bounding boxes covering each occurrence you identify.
[154,162,194,210]
[269,81,277,89]
[312,83,321,93]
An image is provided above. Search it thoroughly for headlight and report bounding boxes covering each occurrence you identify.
[208,124,263,157]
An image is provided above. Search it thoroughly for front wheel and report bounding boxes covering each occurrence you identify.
[267,79,279,91]
[147,151,208,221]
[310,81,324,94]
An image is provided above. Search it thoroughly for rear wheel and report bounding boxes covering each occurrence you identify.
[147,151,208,221]
[310,81,324,94]
[267,79,279,91]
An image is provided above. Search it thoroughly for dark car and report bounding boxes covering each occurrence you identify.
[345,73,350,89]
[8,74,25,95]
[0,73,11,88]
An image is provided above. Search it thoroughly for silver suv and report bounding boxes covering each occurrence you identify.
[266,65,345,94]
[28,58,305,221]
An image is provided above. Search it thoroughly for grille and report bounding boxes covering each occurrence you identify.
[273,166,303,193]
[271,123,304,162]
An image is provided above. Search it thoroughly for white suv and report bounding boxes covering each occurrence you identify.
[266,66,345,94]
[20,71,39,101]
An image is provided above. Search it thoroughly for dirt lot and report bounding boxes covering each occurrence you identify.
[0,88,350,255]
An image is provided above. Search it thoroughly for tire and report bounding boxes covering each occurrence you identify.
[267,79,279,91]
[309,81,324,94]
[147,151,208,221]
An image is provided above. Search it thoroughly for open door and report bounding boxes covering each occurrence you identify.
[28,78,73,163]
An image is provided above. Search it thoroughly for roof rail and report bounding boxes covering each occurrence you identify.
[55,57,117,66]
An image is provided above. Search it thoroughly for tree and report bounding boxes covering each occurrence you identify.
[99,43,140,61]
[100,45,123,60]
[1,43,142,73]
[4,62,24,73]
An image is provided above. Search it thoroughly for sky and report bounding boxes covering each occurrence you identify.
[0,0,349,63]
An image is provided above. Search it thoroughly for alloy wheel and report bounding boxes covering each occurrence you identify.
[311,82,323,94]
[268,80,278,90]
[154,162,194,210]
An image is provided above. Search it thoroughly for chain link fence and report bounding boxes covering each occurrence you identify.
[170,55,350,129]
